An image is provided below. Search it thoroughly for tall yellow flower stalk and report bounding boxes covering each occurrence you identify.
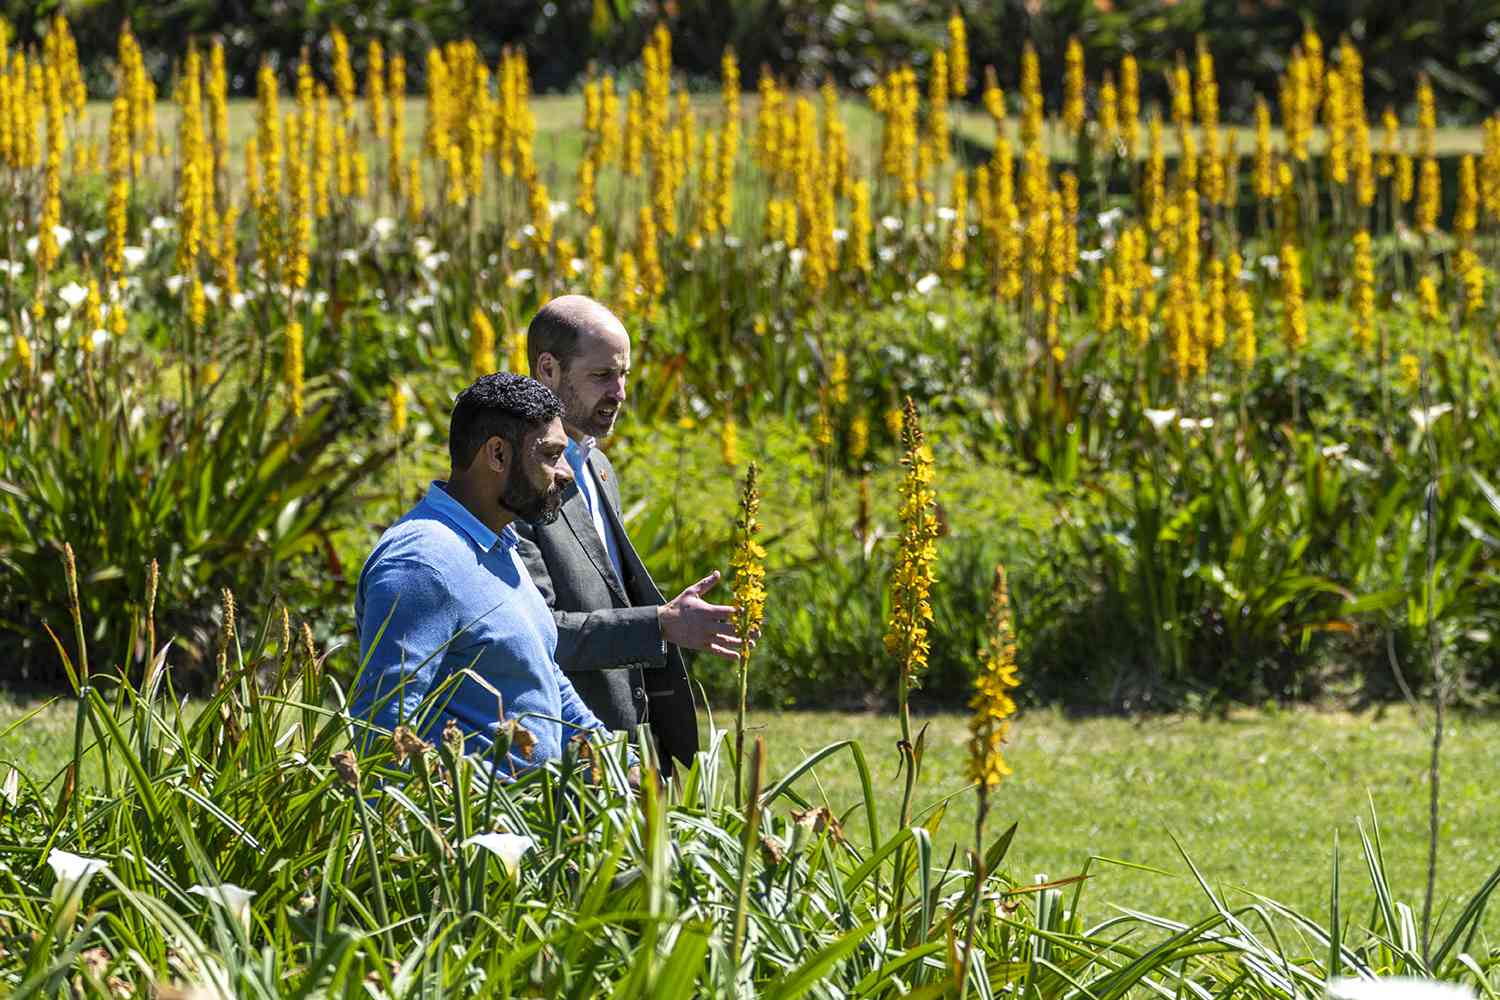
[105,91,130,289]
[255,61,283,283]
[886,397,939,827]
[1119,54,1140,158]
[1063,37,1085,138]
[1281,241,1307,356]
[284,321,305,418]
[968,565,1019,792]
[730,461,766,805]
[956,564,1019,997]
[1230,251,1256,370]
[1353,229,1375,352]
[948,9,968,97]
[388,52,406,202]
[470,305,496,374]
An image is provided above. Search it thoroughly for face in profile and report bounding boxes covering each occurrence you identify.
[500,417,572,525]
[554,324,631,440]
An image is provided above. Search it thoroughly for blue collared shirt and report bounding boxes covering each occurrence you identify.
[351,481,615,773]
[564,436,625,582]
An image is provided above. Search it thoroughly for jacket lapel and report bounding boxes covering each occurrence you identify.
[561,474,630,605]
[589,452,665,605]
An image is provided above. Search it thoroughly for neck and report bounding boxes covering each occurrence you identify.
[444,473,514,536]
[564,424,589,445]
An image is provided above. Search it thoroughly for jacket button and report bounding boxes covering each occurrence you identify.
[633,686,645,701]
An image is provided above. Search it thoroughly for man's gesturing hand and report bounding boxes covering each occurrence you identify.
[658,570,743,661]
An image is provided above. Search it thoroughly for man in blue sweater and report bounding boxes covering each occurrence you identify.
[351,372,627,776]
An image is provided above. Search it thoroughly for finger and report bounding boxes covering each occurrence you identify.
[696,602,737,618]
[690,570,722,595]
[711,632,744,649]
[705,643,740,661]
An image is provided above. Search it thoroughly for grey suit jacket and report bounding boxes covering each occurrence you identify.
[513,448,699,771]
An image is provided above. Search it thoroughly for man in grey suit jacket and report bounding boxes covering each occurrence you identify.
[513,295,743,774]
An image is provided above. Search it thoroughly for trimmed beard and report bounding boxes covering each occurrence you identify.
[501,471,563,525]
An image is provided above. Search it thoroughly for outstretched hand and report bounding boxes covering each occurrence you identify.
[658,570,744,661]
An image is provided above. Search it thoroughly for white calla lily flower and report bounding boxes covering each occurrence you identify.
[463,832,534,877]
[57,282,88,309]
[1410,403,1453,433]
[1144,408,1178,432]
[188,883,257,927]
[914,273,940,295]
[48,848,108,885]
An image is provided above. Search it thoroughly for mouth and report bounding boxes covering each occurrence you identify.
[596,405,619,422]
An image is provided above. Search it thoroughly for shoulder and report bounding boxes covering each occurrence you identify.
[361,512,474,581]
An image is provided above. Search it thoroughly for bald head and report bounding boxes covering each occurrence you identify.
[527,295,632,440]
[526,295,627,372]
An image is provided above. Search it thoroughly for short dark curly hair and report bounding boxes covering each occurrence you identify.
[448,372,563,470]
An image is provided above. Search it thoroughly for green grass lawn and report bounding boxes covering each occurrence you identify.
[6,694,1496,933]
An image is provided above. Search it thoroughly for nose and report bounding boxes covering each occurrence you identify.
[608,374,626,403]
[556,463,575,489]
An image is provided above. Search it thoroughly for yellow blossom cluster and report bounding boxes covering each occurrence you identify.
[884,398,939,690]
[967,565,1020,790]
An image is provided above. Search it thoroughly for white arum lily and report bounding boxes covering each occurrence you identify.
[1328,977,1474,1000]
[1144,408,1177,432]
[1410,403,1453,433]
[57,282,88,309]
[189,883,257,929]
[48,848,109,924]
[122,246,146,269]
[914,273,940,295]
[463,832,534,877]
[370,217,397,241]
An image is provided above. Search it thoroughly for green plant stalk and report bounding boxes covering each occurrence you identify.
[731,736,764,963]
[958,788,989,999]
[734,644,750,809]
[348,774,394,947]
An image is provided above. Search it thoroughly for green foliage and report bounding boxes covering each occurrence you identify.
[0,313,396,687]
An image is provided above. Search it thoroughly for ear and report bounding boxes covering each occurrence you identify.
[535,351,560,386]
[485,435,509,474]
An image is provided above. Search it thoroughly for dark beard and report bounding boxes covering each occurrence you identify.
[501,474,563,525]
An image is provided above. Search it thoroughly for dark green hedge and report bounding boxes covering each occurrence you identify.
[6,0,1499,121]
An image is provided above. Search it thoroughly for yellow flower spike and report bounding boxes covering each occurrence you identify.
[284,321,305,419]
[1063,37,1085,138]
[470,306,496,375]
[1280,242,1307,353]
[947,9,968,97]
[1416,157,1440,234]
[967,565,1019,790]
[1119,54,1140,158]
[1399,353,1422,393]
[1353,231,1375,352]
[389,381,408,436]
[1417,274,1441,325]
[885,398,940,693]
[616,251,639,316]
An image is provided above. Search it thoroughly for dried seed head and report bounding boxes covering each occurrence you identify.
[300,622,316,664]
[145,559,159,621]
[280,607,291,661]
[791,805,845,844]
[219,588,237,650]
[441,719,465,757]
[62,543,82,617]
[330,750,359,788]
[391,725,431,765]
